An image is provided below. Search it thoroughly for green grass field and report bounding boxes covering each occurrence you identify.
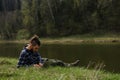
[0,58,120,80]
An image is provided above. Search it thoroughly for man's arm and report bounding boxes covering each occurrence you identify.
[34,53,43,67]
[17,50,27,68]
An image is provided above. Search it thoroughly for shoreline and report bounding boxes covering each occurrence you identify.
[0,37,120,44]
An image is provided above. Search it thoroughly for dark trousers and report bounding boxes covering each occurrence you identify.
[42,58,69,67]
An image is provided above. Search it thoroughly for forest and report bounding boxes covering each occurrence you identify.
[0,0,120,39]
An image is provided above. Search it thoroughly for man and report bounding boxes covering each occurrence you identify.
[17,35,80,68]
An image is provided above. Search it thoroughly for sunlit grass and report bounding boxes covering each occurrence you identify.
[0,58,120,80]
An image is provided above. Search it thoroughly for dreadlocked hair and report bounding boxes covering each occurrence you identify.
[29,35,41,46]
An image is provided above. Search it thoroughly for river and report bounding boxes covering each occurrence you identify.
[0,42,120,73]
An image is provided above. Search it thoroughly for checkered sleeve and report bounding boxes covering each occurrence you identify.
[37,53,44,64]
[17,50,27,67]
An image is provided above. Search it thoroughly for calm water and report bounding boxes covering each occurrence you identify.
[0,43,120,73]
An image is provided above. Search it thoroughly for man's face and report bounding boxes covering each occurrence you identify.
[32,45,40,52]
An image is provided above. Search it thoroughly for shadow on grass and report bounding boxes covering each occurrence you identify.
[0,72,18,78]
[0,60,12,65]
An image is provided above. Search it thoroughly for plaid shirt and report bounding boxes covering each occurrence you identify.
[17,48,43,68]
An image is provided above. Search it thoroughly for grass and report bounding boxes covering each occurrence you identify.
[0,58,120,80]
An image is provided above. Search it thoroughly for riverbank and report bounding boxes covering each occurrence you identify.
[0,36,120,44]
[0,58,120,80]
[41,37,120,44]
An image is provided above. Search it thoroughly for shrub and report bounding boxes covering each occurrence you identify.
[16,29,30,40]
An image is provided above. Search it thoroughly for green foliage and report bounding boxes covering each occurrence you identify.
[16,29,30,40]
[0,0,120,39]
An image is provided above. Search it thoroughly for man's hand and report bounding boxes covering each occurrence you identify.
[39,63,43,67]
[34,63,43,68]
